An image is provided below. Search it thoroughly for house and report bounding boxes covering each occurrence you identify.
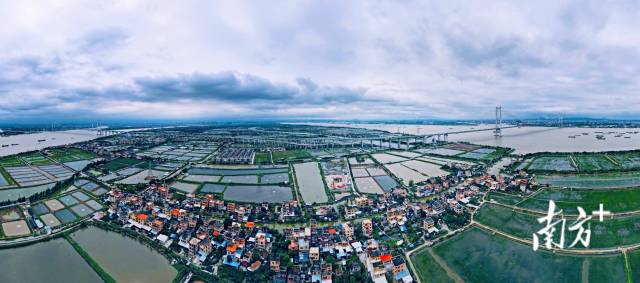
[310,247,320,261]
[248,260,262,272]
[392,256,413,283]
[422,218,439,234]
[362,219,373,237]
[342,223,354,240]
[270,257,281,272]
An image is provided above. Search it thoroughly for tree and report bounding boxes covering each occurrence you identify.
[325,254,337,265]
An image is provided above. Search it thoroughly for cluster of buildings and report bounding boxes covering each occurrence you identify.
[213,147,255,164]
[268,222,413,283]
[106,184,276,271]
[99,180,424,282]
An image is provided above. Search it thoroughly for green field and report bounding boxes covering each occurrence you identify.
[411,248,455,282]
[527,156,576,172]
[254,152,271,164]
[609,152,640,170]
[21,152,54,165]
[102,158,144,171]
[486,191,526,205]
[518,188,640,214]
[525,152,640,173]
[271,150,311,162]
[475,203,640,249]
[474,203,539,240]
[538,172,640,188]
[431,227,627,282]
[573,154,619,171]
[48,148,96,163]
[410,247,455,283]
[0,156,24,167]
[628,249,640,282]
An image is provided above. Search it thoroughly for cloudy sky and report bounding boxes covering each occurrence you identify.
[2,0,640,122]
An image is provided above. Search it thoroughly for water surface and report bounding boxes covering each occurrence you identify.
[307,123,640,154]
[0,238,102,283]
[71,226,177,283]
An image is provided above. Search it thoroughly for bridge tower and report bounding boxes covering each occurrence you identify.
[494,106,502,137]
[559,114,564,128]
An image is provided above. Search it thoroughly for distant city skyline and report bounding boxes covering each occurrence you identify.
[2,1,640,121]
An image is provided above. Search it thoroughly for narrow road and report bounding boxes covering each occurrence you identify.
[0,222,84,247]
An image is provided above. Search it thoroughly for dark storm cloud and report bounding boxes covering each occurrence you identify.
[132,72,374,105]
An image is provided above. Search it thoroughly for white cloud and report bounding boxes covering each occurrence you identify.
[1,0,639,121]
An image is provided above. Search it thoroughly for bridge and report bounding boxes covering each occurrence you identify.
[420,124,521,142]
[414,106,514,144]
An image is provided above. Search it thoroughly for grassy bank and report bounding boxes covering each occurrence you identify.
[65,235,117,283]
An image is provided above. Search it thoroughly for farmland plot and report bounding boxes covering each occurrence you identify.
[401,160,449,177]
[385,163,428,185]
[527,156,575,171]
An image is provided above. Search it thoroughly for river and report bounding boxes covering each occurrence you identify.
[0,130,106,157]
[304,123,640,154]
[0,127,161,157]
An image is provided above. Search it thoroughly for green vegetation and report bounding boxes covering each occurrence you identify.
[586,255,628,283]
[518,187,640,214]
[48,148,96,162]
[484,147,513,161]
[271,150,311,162]
[432,227,626,282]
[21,152,54,165]
[524,151,640,173]
[102,158,143,171]
[254,152,271,164]
[0,167,16,186]
[65,235,117,283]
[538,172,640,188]
[0,156,24,167]
[527,155,576,172]
[574,154,618,171]
[485,191,525,205]
[609,151,640,170]
[474,203,538,240]
[628,249,640,282]
[410,247,455,283]
[475,203,640,249]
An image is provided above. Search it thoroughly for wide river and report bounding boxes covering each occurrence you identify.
[305,123,640,154]
[0,127,160,157]
[0,130,109,157]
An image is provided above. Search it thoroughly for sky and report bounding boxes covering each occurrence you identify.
[1,0,640,122]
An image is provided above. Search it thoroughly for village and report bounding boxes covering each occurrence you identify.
[0,125,536,282]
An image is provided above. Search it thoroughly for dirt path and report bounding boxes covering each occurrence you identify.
[428,248,465,283]
[581,258,589,283]
[623,250,633,283]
